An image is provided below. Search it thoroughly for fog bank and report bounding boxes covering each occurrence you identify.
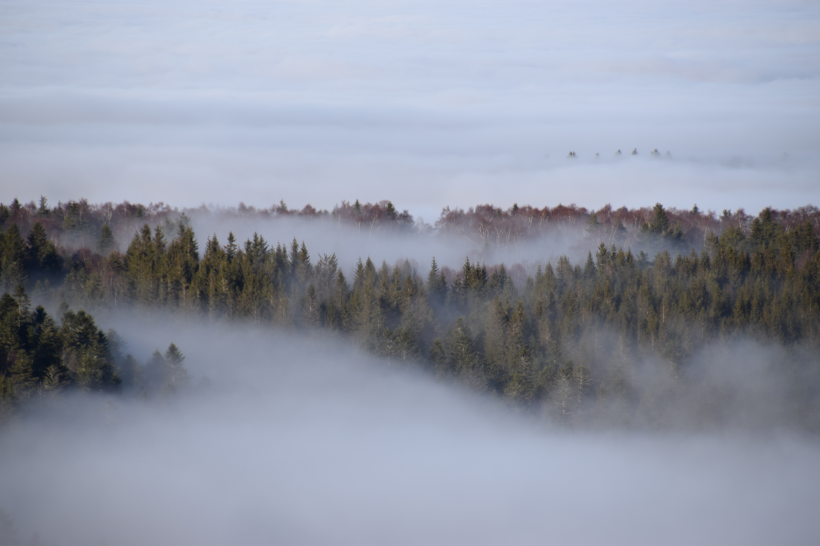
[180,213,597,273]
[1,0,819,215]
[1,314,818,545]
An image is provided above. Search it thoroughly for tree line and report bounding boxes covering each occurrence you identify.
[2,196,818,256]
[0,201,818,429]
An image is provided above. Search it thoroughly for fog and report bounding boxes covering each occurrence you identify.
[178,213,600,273]
[1,313,819,545]
[2,2,820,543]
[2,0,820,216]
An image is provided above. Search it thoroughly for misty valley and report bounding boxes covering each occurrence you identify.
[1,197,819,545]
[4,0,820,543]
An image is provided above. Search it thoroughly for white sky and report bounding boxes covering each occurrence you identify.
[0,0,818,217]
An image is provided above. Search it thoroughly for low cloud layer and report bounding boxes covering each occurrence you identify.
[1,314,819,545]
[1,0,819,214]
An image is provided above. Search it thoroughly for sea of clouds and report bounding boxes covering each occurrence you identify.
[0,0,818,216]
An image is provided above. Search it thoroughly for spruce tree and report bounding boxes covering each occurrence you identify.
[163,343,188,392]
[426,257,445,300]
[96,223,116,254]
[1,224,27,291]
[303,284,321,328]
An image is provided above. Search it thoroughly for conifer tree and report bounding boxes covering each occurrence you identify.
[429,338,447,375]
[26,222,62,284]
[586,212,602,234]
[163,343,188,392]
[425,257,448,308]
[550,360,578,423]
[226,232,237,261]
[96,223,116,254]
[447,317,477,375]
[303,284,321,328]
[0,224,27,291]
[37,195,50,216]
[60,309,120,391]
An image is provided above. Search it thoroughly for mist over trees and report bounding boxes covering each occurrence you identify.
[2,196,818,256]
[0,197,819,431]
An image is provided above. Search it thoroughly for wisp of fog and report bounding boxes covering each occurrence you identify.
[1,312,818,545]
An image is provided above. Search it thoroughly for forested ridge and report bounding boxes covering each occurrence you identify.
[3,196,819,253]
[0,286,189,421]
[1,198,819,430]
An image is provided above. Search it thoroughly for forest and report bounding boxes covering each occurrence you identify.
[0,197,819,431]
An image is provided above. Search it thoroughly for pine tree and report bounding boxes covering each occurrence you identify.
[447,317,477,374]
[163,343,188,392]
[125,225,157,303]
[8,351,36,400]
[42,362,70,393]
[650,203,670,234]
[96,223,116,254]
[333,269,349,329]
[226,232,238,261]
[26,222,62,283]
[1,224,27,291]
[426,257,447,304]
[75,339,119,391]
[303,284,321,328]
[167,225,200,305]
[60,309,120,391]
[37,195,50,216]
[586,212,602,234]
[429,338,447,375]
[550,360,580,424]
[296,242,312,283]
[584,252,596,278]
[30,305,62,379]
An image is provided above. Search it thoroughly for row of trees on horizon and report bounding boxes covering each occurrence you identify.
[2,196,818,255]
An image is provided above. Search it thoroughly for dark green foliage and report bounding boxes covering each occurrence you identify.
[96,223,115,255]
[0,285,193,417]
[638,203,684,248]
[25,222,62,285]
[60,309,120,391]
[426,257,447,305]
[37,196,50,216]
[0,224,27,291]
